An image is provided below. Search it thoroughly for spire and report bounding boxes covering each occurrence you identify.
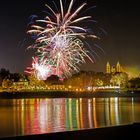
[117,61,120,66]
[106,62,111,74]
[116,61,121,72]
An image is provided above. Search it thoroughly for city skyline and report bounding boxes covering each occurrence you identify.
[0,0,140,74]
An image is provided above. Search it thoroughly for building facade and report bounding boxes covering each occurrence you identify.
[106,61,123,74]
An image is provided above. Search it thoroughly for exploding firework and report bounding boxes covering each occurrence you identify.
[25,0,98,80]
[25,57,54,80]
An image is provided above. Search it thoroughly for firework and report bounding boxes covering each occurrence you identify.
[26,0,98,80]
[25,57,54,80]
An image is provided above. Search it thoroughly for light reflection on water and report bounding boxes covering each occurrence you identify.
[0,97,140,137]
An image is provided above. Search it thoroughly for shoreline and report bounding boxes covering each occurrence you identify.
[0,90,140,99]
[0,123,139,140]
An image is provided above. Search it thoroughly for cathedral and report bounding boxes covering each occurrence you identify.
[106,61,123,74]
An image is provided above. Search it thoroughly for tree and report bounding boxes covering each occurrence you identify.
[0,68,10,79]
[9,73,21,82]
[28,75,46,89]
[2,79,12,88]
[46,75,59,84]
[128,78,140,89]
[94,79,103,87]
[0,68,10,85]
[110,73,128,88]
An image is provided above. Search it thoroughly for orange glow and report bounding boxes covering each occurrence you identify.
[125,66,140,78]
[79,98,84,128]
[93,98,97,128]
[76,99,80,129]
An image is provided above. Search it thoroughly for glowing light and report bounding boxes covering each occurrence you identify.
[125,66,140,78]
[25,57,54,80]
[25,0,98,80]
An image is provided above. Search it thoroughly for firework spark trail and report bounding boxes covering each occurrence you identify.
[25,57,55,80]
[25,0,99,80]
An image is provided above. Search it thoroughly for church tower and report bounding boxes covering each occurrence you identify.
[106,62,111,74]
[116,61,121,72]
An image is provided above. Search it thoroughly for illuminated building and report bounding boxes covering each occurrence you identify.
[116,62,121,72]
[111,66,116,73]
[106,62,111,74]
[106,61,123,74]
[12,78,28,88]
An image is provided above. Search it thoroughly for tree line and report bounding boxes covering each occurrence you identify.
[0,68,140,90]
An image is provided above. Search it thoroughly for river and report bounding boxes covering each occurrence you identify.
[0,97,140,138]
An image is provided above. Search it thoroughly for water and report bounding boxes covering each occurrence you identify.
[0,97,140,138]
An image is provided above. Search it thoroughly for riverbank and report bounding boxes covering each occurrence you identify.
[0,123,139,140]
[0,90,140,99]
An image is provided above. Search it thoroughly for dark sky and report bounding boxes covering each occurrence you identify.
[0,0,140,73]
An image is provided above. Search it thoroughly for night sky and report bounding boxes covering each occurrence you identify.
[0,0,140,74]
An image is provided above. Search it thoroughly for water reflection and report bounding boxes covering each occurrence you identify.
[0,97,140,137]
